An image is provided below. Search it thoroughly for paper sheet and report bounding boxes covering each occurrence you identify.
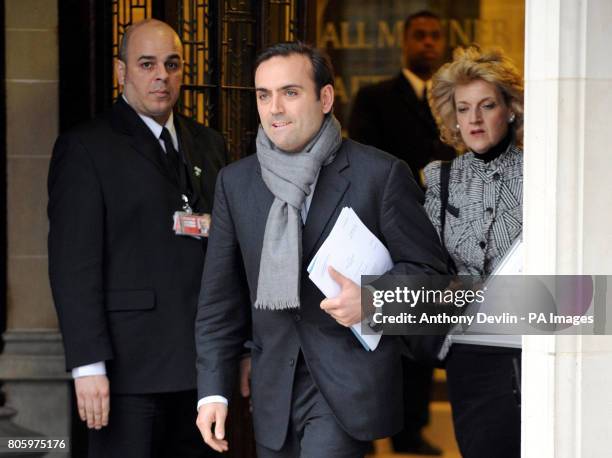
[450,238,524,349]
[307,207,393,351]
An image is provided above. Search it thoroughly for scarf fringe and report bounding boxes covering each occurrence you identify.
[254,298,301,310]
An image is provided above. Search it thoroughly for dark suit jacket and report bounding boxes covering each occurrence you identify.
[348,73,455,182]
[195,138,448,449]
[48,98,227,394]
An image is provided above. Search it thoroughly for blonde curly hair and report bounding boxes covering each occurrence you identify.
[428,45,524,153]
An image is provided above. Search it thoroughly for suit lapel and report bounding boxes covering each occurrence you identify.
[175,116,205,209]
[302,145,350,262]
[395,73,437,129]
[111,98,177,186]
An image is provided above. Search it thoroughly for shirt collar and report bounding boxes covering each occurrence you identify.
[122,94,178,150]
[402,68,431,100]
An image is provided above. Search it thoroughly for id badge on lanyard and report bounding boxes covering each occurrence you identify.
[173,194,211,238]
[172,158,211,239]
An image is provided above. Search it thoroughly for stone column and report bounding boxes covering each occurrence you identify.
[523,0,612,456]
[2,1,71,456]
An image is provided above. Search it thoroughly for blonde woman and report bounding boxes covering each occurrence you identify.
[424,46,523,458]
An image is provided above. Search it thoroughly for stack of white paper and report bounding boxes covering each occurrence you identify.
[450,238,524,349]
[307,207,393,351]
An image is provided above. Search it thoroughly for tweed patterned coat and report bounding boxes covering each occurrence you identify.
[423,144,523,277]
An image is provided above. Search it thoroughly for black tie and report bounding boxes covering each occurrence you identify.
[421,85,434,120]
[160,127,180,180]
[421,85,429,106]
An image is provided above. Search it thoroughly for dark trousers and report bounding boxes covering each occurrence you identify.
[256,354,369,458]
[88,390,220,458]
[445,345,521,458]
[391,355,433,449]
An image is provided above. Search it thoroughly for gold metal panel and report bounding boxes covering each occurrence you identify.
[111,0,152,99]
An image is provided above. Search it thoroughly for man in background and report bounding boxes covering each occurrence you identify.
[48,19,226,457]
[349,10,455,187]
[349,10,455,455]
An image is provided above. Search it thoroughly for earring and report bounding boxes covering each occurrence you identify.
[508,113,516,123]
[455,123,460,130]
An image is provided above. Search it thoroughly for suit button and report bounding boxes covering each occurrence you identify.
[479,241,486,249]
[486,207,494,215]
[493,172,501,181]
[289,358,295,367]
[294,314,301,322]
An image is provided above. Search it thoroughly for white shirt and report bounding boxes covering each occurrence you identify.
[71,96,178,380]
[402,68,432,101]
[135,107,179,152]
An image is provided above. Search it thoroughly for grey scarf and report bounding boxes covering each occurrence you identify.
[254,115,342,310]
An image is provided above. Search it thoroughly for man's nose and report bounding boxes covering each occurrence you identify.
[156,64,169,80]
[423,35,434,47]
[270,94,283,114]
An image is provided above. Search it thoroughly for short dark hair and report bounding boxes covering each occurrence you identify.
[119,30,130,62]
[404,10,441,35]
[254,42,335,97]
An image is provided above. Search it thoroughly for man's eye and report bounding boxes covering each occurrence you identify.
[257,93,269,101]
[141,62,154,69]
[286,90,298,97]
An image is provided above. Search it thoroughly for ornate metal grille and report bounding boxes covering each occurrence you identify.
[111,0,304,160]
[178,0,216,126]
[261,0,300,45]
[111,0,152,99]
[216,1,258,161]
[178,1,302,160]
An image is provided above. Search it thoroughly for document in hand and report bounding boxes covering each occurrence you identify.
[307,207,393,351]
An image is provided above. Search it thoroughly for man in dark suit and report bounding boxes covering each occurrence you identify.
[48,19,226,457]
[349,11,455,455]
[195,42,448,458]
[349,10,455,187]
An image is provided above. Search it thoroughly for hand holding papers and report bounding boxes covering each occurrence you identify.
[319,267,363,327]
[308,207,394,351]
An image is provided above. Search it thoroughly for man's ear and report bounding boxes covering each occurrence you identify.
[320,84,334,114]
[116,59,126,86]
